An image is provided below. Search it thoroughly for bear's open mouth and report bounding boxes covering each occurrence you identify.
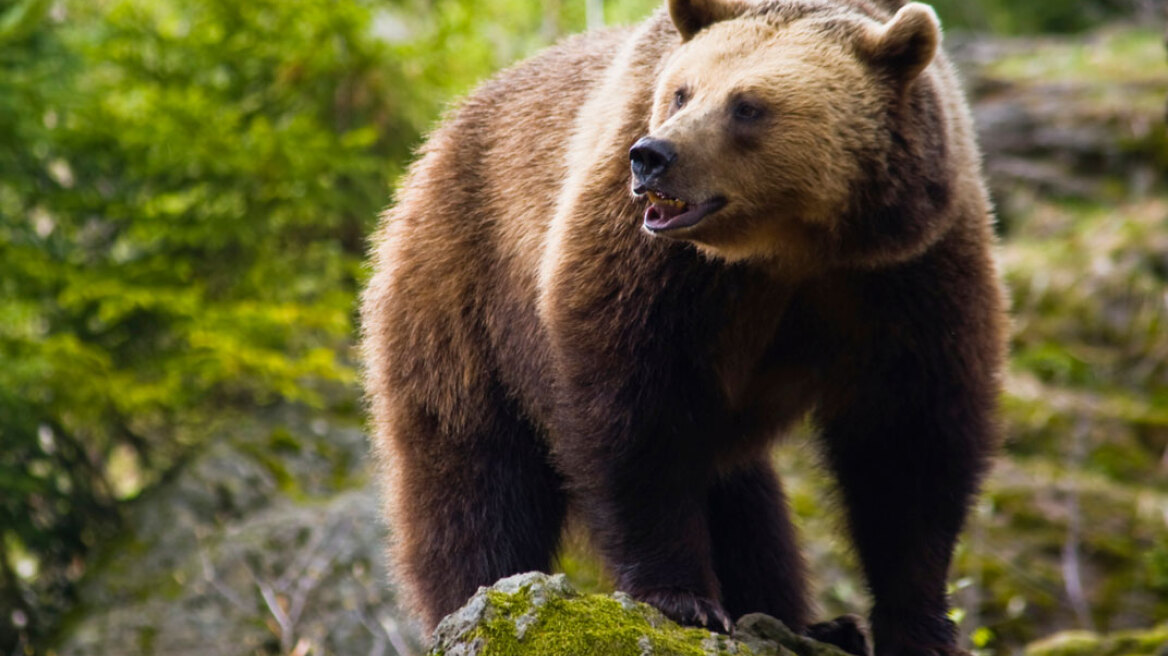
[642,190,726,233]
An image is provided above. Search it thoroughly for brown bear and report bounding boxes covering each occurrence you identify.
[361,0,1007,654]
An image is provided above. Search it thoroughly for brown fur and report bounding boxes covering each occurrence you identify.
[362,1,1006,654]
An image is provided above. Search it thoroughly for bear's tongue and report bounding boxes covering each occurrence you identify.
[645,191,688,227]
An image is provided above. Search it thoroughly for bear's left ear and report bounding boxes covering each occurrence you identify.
[858,2,940,84]
[669,0,747,41]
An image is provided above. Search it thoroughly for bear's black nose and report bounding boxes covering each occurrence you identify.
[629,137,677,187]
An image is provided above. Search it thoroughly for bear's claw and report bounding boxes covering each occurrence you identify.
[639,588,733,634]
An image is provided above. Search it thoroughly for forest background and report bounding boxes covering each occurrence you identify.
[2,0,1166,654]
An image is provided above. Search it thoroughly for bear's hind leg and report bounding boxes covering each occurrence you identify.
[386,390,567,634]
[708,458,810,631]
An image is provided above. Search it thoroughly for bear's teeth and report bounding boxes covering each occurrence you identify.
[647,191,686,209]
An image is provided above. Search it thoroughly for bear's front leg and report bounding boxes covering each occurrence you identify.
[553,384,734,633]
[816,322,997,656]
[544,261,737,631]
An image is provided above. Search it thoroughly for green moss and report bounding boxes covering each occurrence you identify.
[431,577,762,656]
[484,588,535,619]
[137,625,158,655]
[267,427,303,454]
[1024,624,1168,656]
[1024,631,1103,656]
[468,586,747,656]
[553,545,613,596]
[1108,624,1168,654]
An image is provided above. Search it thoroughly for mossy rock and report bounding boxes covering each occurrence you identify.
[429,572,856,656]
[1024,624,1168,656]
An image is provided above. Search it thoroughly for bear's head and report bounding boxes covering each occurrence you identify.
[630,0,954,271]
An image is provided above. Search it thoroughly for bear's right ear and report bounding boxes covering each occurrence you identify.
[669,0,746,41]
[858,2,940,84]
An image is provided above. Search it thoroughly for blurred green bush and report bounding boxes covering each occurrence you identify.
[1,0,398,645]
[929,0,1148,33]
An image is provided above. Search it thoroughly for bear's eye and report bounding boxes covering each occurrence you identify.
[673,89,687,109]
[732,101,764,122]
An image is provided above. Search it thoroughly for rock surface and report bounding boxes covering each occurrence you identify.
[53,409,425,656]
[429,572,855,656]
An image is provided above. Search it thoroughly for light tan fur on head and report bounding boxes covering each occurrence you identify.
[641,16,884,267]
[635,2,948,270]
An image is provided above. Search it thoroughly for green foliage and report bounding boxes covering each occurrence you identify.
[0,0,408,647]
